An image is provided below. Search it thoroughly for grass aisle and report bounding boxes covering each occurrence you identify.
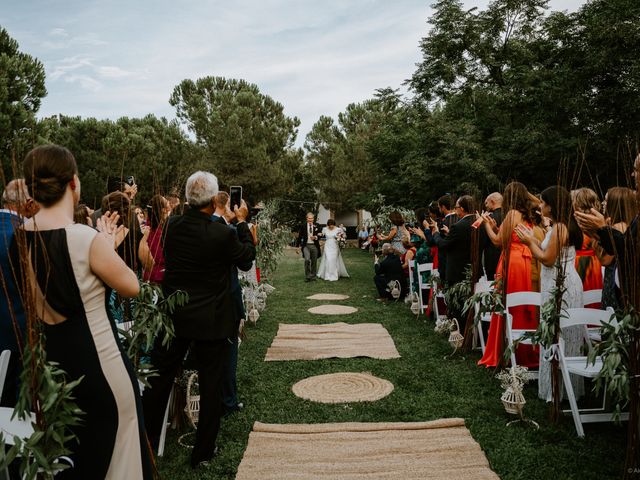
[159,248,625,479]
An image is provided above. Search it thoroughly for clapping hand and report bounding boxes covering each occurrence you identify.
[410,226,426,240]
[514,224,535,245]
[574,208,606,235]
[96,211,126,249]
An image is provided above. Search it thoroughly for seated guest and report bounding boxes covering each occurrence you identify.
[0,179,39,407]
[400,237,416,279]
[373,244,406,301]
[358,225,369,249]
[142,171,255,469]
[378,212,409,255]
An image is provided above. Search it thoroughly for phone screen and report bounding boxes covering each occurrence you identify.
[230,186,242,210]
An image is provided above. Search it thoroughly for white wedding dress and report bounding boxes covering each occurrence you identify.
[317,227,349,281]
[538,229,585,402]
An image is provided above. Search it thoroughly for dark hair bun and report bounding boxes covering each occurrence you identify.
[23,145,77,207]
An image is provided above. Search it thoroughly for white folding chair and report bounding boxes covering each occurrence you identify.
[416,262,434,316]
[0,350,11,401]
[559,308,628,437]
[505,291,542,379]
[473,280,493,353]
[157,385,174,457]
[407,258,415,299]
[583,289,602,308]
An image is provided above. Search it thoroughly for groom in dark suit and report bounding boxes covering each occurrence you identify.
[296,212,322,281]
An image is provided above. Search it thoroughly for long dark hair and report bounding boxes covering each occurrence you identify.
[502,182,534,222]
[148,194,167,230]
[540,186,583,250]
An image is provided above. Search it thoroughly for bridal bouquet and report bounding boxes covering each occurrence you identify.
[337,231,347,249]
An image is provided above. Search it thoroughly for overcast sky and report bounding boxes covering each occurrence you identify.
[3,0,586,146]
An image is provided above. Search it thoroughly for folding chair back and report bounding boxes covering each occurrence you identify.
[505,292,541,376]
[407,258,415,296]
[473,280,493,353]
[558,308,625,437]
[416,262,434,316]
[0,350,10,401]
[583,289,602,308]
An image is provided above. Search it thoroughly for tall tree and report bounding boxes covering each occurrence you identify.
[170,77,302,200]
[0,27,46,178]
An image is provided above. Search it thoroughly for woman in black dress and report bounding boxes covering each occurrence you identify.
[16,145,152,479]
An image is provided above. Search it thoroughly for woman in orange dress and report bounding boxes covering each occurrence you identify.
[571,188,603,307]
[478,182,540,368]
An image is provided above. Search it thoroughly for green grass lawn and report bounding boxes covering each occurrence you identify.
[158,248,626,479]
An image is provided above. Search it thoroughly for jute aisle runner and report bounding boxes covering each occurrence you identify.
[235,418,499,480]
[264,323,400,361]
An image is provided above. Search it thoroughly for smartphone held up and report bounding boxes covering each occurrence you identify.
[230,186,242,210]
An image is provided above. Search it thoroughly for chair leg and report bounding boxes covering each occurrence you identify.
[158,385,174,457]
[560,358,585,437]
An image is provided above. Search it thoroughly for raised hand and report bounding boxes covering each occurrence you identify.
[574,208,606,234]
[96,211,126,249]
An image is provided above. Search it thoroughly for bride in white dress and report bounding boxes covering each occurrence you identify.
[317,219,349,281]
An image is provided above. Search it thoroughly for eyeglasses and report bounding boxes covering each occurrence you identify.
[124,176,136,186]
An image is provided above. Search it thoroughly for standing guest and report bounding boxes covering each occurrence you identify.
[166,191,183,216]
[15,145,151,478]
[378,211,409,255]
[91,175,138,224]
[429,195,458,279]
[429,195,476,330]
[211,191,252,416]
[571,188,603,307]
[373,244,405,301]
[140,194,170,284]
[296,212,322,282]
[480,192,503,280]
[73,203,93,226]
[595,187,638,310]
[0,179,39,407]
[358,225,369,249]
[101,191,146,324]
[516,186,584,401]
[576,154,640,310]
[143,171,255,469]
[478,182,540,369]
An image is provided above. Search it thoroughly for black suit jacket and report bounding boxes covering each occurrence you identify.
[296,222,322,253]
[162,208,256,340]
[480,208,503,280]
[433,214,474,285]
[375,253,404,282]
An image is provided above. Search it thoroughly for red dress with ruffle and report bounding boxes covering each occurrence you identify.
[575,234,603,308]
[478,229,539,368]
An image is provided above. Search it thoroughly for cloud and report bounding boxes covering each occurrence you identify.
[63,74,103,92]
[96,66,136,79]
[49,28,68,37]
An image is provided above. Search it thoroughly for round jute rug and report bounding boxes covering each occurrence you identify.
[306,293,350,301]
[292,372,394,404]
[307,305,358,315]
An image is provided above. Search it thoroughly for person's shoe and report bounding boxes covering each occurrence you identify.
[191,447,219,469]
[305,278,311,282]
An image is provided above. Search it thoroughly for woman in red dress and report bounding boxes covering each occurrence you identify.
[571,188,603,307]
[478,182,540,368]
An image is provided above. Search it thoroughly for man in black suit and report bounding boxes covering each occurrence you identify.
[373,244,406,300]
[430,195,476,329]
[142,171,255,469]
[296,212,322,281]
[480,192,503,280]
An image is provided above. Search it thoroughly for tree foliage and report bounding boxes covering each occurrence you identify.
[170,77,303,202]
[0,27,46,176]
